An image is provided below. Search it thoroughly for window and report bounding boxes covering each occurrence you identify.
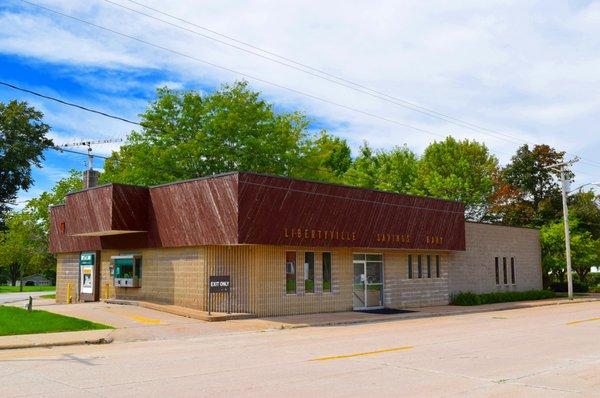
[427,255,432,278]
[511,257,516,284]
[417,255,422,278]
[408,255,413,279]
[304,252,315,293]
[285,251,296,294]
[495,257,499,285]
[112,255,142,288]
[322,252,332,292]
[503,257,508,284]
[435,255,440,278]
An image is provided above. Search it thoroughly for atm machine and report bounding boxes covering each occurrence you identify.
[79,251,100,302]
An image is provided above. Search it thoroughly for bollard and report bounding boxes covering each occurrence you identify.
[27,296,32,312]
[105,283,109,300]
[67,282,71,304]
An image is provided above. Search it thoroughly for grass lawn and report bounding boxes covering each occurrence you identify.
[0,306,112,336]
[0,285,56,293]
[40,294,56,299]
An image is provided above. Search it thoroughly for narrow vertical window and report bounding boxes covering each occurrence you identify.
[511,257,516,284]
[285,251,296,294]
[495,257,499,285]
[435,255,440,278]
[427,255,432,278]
[408,255,413,279]
[305,252,315,293]
[322,252,332,292]
[503,257,508,284]
[417,255,422,278]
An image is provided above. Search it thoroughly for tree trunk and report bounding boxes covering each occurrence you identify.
[9,263,19,286]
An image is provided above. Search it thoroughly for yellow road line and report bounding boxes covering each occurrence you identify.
[310,345,414,361]
[567,317,600,325]
[130,315,161,324]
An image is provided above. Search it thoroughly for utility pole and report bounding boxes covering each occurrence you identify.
[545,156,579,300]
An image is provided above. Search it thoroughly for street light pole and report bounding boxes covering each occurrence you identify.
[545,156,580,300]
[559,168,574,300]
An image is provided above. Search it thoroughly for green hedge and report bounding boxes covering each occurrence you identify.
[450,290,555,306]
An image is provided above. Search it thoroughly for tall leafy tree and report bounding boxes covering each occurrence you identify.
[414,137,498,220]
[568,190,600,239]
[540,218,600,284]
[0,211,47,288]
[0,100,53,227]
[0,171,82,288]
[490,144,567,226]
[102,81,344,185]
[342,143,418,193]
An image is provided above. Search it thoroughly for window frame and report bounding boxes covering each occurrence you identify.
[322,252,332,293]
[503,257,508,285]
[435,255,440,278]
[408,254,413,279]
[510,257,516,285]
[417,255,422,278]
[285,251,297,295]
[304,251,315,293]
[495,257,500,285]
[427,255,432,278]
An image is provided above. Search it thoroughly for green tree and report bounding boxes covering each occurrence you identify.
[0,171,82,288]
[414,137,498,220]
[540,218,600,285]
[491,144,567,226]
[0,211,47,288]
[101,81,344,185]
[342,143,418,193]
[568,190,600,239]
[0,100,53,227]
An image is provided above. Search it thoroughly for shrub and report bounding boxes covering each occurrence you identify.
[549,281,589,293]
[450,290,555,306]
[587,272,600,287]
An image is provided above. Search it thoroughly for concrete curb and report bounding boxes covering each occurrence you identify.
[0,331,114,350]
[276,297,600,329]
[105,299,254,321]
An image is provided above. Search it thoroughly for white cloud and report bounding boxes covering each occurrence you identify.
[2,0,600,189]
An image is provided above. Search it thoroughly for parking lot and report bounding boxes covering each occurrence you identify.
[1,301,599,397]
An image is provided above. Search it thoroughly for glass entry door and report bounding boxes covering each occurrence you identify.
[353,254,383,310]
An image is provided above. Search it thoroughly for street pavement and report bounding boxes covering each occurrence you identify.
[0,291,54,305]
[0,301,598,397]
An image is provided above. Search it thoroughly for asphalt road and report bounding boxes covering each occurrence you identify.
[0,291,54,305]
[1,301,598,397]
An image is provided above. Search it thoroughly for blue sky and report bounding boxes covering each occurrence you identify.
[2,0,600,207]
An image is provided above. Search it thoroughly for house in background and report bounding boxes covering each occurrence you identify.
[18,274,53,286]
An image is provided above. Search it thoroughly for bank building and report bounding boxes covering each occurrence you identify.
[50,172,542,316]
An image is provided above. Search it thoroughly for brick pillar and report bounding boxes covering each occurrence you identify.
[83,169,100,189]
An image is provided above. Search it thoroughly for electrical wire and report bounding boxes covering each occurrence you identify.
[0,81,141,126]
[104,0,600,170]
[20,0,600,171]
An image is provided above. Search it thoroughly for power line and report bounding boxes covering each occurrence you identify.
[102,0,525,146]
[105,0,600,171]
[16,1,456,142]
[0,81,141,126]
[22,0,600,172]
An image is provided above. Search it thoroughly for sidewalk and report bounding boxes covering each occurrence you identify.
[243,296,600,329]
[0,329,113,350]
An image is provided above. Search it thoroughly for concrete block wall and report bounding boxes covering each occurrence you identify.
[101,247,204,308]
[55,253,80,304]
[383,251,449,308]
[448,222,542,295]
